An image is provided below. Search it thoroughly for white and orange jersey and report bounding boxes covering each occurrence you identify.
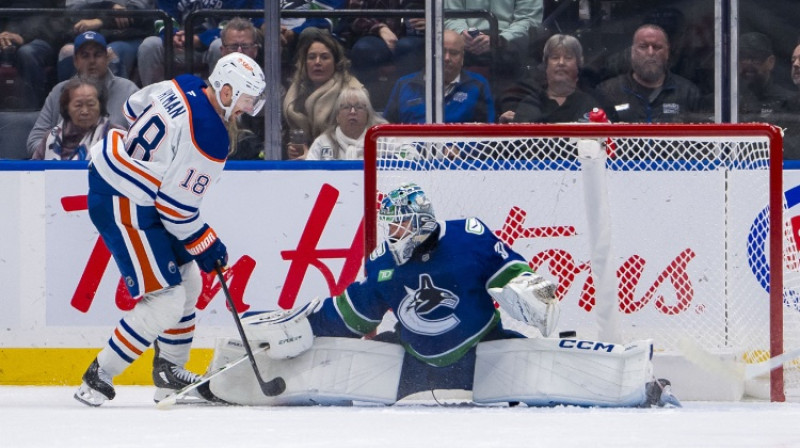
[90,75,230,241]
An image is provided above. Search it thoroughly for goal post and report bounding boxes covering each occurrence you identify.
[364,122,790,401]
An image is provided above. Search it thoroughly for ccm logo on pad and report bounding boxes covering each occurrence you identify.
[558,339,615,352]
[279,335,304,345]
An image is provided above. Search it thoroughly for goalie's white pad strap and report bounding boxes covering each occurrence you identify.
[209,337,404,405]
[473,338,653,407]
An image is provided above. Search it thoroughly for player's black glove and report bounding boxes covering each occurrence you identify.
[183,224,228,273]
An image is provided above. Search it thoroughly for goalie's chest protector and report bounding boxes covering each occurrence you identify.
[364,218,520,360]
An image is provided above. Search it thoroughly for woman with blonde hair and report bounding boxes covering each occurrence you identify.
[283,28,364,159]
[306,86,386,160]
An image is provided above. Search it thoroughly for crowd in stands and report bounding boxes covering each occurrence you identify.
[26,30,139,158]
[283,27,364,159]
[3,1,800,160]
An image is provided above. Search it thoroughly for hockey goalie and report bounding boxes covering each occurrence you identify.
[203,182,680,408]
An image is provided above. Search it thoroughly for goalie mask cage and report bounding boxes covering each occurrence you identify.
[363,123,796,402]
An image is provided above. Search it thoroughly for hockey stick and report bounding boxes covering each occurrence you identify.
[156,344,269,409]
[215,263,286,397]
[678,337,800,381]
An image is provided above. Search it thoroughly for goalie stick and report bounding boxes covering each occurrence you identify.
[678,337,800,381]
[156,344,269,409]
[215,263,286,397]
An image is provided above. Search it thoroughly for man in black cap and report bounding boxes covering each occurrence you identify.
[738,32,793,120]
[25,30,139,159]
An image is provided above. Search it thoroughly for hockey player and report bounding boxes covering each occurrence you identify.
[308,182,560,398]
[219,182,679,407]
[74,52,266,407]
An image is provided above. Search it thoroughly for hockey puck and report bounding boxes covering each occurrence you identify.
[559,330,577,338]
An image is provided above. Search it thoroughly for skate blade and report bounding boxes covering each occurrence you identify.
[74,384,109,407]
[154,388,229,406]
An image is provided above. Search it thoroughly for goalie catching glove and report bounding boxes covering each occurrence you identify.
[488,272,560,337]
[241,298,320,359]
[183,224,227,273]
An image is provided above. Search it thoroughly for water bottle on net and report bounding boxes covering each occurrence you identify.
[588,108,616,158]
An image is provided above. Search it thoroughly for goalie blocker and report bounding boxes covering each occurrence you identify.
[207,335,678,407]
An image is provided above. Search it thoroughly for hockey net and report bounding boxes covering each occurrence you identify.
[363,123,799,402]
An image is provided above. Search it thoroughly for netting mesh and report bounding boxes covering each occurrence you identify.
[367,124,799,400]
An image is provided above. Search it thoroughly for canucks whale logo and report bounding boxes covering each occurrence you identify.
[397,274,460,335]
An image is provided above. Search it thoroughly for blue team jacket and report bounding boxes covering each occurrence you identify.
[383,70,496,124]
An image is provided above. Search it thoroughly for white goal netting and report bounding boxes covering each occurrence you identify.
[364,123,800,401]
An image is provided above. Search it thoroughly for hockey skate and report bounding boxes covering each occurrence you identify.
[152,340,220,404]
[642,378,682,408]
[74,358,115,407]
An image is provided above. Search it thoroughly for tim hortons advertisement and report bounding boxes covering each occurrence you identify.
[1,166,799,350]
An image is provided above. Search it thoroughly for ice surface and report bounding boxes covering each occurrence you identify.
[2,386,800,448]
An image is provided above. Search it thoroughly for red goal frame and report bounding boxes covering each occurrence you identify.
[364,122,786,401]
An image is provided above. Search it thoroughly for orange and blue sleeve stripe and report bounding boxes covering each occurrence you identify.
[155,191,199,225]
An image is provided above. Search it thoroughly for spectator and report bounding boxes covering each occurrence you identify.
[785,41,800,111]
[137,0,264,86]
[383,29,495,124]
[280,0,344,56]
[212,18,263,160]
[277,1,345,87]
[394,0,426,75]
[336,0,402,85]
[444,0,542,80]
[777,41,800,159]
[500,34,601,124]
[207,17,261,76]
[336,0,425,110]
[282,28,364,160]
[27,31,139,158]
[595,24,703,123]
[306,85,386,160]
[32,76,120,160]
[0,0,71,109]
[738,32,793,120]
[57,0,154,82]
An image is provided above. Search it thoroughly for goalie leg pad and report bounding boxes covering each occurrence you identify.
[209,337,405,406]
[473,338,654,407]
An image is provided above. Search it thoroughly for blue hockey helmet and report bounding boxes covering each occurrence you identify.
[378,182,437,265]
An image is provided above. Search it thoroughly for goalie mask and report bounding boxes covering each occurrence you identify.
[379,183,437,265]
[208,52,266,121]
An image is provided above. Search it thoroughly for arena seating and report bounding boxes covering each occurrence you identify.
[0,111,39,160]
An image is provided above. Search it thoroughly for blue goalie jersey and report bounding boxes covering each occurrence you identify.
[309,217,533,367]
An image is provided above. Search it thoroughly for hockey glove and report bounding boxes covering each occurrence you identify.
[488,272,560,337]
[184,224,228,274]
[241,298,320,359]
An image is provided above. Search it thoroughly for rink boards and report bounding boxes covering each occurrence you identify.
[1,160,800,390]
